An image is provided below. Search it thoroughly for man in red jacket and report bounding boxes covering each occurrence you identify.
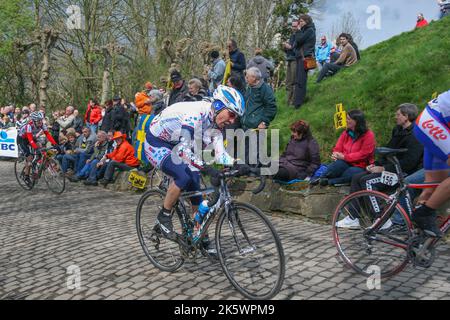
[84,98,103,133]
[98,131,140,186]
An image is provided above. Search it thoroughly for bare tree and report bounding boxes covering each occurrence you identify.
[331,12,363,46]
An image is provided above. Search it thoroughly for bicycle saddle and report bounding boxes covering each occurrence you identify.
[376,147,408,156]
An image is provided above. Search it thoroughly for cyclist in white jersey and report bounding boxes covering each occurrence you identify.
[144,85,245,239]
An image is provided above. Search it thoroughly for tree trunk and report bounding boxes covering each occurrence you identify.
[37,29,58,107]
[39,47,50,107]
[100,48,112,105]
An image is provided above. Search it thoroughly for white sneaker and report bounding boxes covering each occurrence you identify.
[380,219,393,231]
[336,216,360,229]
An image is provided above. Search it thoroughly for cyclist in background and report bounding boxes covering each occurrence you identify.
[17,111,59,181]
[144,85,245,240]
[413,90,450,237]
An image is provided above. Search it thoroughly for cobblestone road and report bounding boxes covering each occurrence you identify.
[0,161,449,300]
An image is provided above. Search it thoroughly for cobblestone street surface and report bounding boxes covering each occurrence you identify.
[0,161,449,300]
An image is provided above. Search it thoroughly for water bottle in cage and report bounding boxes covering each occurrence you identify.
[194,200,210,226]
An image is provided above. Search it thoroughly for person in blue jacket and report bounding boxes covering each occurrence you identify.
[316,35,332,69]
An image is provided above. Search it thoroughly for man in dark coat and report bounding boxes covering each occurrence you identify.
[283,20,300,106]
[227,39,247,83]
[241,67,277,166]
[350,104,424,194]
[100,101,114,133]
[285,14,316,109]
[111,96,129,134]
[168,71,189,106]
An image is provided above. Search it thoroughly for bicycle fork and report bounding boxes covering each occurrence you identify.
[226,203,256,256]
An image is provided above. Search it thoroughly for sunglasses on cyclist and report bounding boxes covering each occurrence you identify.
[227,110,237,120]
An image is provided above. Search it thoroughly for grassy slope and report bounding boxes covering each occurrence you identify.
[271,16,450,158]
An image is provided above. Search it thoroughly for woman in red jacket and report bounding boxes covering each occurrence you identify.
[311,110,376,186]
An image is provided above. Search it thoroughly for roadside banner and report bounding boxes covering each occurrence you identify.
[0,128,18,158]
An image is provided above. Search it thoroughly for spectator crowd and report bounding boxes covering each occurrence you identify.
[0,11,446,209]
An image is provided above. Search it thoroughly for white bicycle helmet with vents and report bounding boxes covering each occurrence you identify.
[212,85,245,117]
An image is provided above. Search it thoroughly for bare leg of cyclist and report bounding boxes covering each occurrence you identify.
[24,155,33,176]
[163,182,182,210]
[425,177,450,209]
[418,171,449,204]
[413,170,449,236]
[156,182,182,240]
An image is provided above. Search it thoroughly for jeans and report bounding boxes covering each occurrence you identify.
[86,123,98,134]
[323,160,365,185]
[62,154,77,173]
[104,160,137,181]
[77,160,97,179]
[75,152,92,175]
[85,160,101,182]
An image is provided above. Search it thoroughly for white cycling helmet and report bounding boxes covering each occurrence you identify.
[30,111,44,122]
[212,85,245,117]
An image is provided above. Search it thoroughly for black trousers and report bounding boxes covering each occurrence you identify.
[293,57,308,108]
[316,63,344,83]
[349,172,396,219]
[104,160,137,181]
[273,167,291,182]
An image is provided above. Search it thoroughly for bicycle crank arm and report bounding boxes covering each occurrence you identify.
[414,238,435,259]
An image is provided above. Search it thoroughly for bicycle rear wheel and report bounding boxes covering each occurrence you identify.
[14,156,34,191]
[136,189,185,272]
[216,202,285,300]
[332,190,413,279]
[43,158,66,194]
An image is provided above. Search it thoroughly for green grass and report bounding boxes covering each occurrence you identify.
[271,16,450,159]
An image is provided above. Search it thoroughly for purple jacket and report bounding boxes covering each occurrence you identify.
[279,136,321,180]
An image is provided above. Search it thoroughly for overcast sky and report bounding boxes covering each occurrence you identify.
[309,0,441,48]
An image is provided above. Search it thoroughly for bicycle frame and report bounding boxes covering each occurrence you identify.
[364,153,449,250]
[176,173,255,255]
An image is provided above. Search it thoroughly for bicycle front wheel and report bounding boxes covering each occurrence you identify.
[43,158,66,194]
[216,202,285,300]
[332,190,413,279]
[14,156,34,191]
[136,189,185,272]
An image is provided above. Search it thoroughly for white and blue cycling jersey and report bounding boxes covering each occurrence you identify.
[145,101,233,170]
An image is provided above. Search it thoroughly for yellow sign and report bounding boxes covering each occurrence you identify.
[334,104,347,130]
[128,171,148,190]
[222,60,232,85]
[432,92,438,100]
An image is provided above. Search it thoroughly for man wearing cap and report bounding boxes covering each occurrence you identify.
[98,131,140,186]
[168,71,189,106]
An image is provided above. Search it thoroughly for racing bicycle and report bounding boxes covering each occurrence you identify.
[136,167,286,300]
[332,147,449,279]
[15,147,66,194]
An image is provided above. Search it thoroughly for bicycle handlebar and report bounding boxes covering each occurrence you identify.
[222,167,267,195]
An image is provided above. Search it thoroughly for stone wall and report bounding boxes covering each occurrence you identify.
[106,172,450,224]
[230,178,450,223]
